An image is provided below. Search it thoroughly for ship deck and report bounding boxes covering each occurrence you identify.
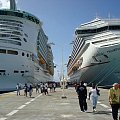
[0,87,119,120]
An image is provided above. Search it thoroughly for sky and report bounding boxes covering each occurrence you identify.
[1,0,120,81]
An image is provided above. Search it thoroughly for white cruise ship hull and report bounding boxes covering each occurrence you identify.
[0,73,53,92]
[0,50,53,92]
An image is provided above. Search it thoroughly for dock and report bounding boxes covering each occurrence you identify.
[0,87,119,120]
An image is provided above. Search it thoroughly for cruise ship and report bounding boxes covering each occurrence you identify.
[67,18,120,86]
[0,0,54,91]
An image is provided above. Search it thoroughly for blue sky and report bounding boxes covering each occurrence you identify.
[16,0,120,81]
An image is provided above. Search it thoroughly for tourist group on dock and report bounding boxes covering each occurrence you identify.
[16,82,57,98]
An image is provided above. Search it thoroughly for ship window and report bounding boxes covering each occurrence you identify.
[0,22,22,27]
[23,38,27,42]
[0,70,5,72]
[14,70,19,73]
[24,33,28,37]
[22,52,25,56]
[109,25,120,30]
[11,37,21,41]
[27,53,29,57]
[21,71,24,73]
[0,49,6,53]
[0,39,21,46]
[12,31,22,36]
[0,25,22,31]
[7,50,18,55]
[97,26,108,32]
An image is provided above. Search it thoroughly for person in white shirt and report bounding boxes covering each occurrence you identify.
[89,84,100,112]
[44,83,48,95]
[16,83,20,96]
[53,82,56,92]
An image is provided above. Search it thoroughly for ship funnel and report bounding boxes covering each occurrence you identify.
[10,0,17,10]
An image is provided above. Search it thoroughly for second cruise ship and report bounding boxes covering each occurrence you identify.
[67,18,120,86]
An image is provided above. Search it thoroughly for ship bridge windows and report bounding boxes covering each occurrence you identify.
[75,29,97,34]
[0,19,23,24]
[0,10,40,24]
[109,25,120,30]
[75,25,120,35]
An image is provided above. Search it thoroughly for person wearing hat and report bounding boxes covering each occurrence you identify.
[109,83,120,120]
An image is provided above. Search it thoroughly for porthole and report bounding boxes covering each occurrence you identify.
[27,53,29,57]
[22,52,24,56]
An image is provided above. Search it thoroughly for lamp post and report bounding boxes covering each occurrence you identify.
[61,47,67,99]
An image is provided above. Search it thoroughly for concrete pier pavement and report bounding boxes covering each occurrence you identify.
[0,87,118,120]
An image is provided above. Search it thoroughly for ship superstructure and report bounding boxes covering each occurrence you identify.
[0,0,54,91]
[67,18,120,86]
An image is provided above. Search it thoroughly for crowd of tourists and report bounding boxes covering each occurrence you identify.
[16,82,57,98]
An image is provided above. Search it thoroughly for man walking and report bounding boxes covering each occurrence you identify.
[76,81,87,112]
[109,83,120,120]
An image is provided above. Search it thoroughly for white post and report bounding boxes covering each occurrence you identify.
[61,47,67,99]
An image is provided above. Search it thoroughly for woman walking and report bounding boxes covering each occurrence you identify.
[89,84,100,112]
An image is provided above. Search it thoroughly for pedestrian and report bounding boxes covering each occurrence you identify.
[89,84,100,112]
[49,82,53,92]
[76,81,87,112]
[40,82,44,93]
[29,85,33,98]
[24,83,28,97]
[16,83,20,96]
[53,82,56,92]
[36,84,39,94]
[109,83,120,120]
[44,83,48,95]
[74,83,77,90]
